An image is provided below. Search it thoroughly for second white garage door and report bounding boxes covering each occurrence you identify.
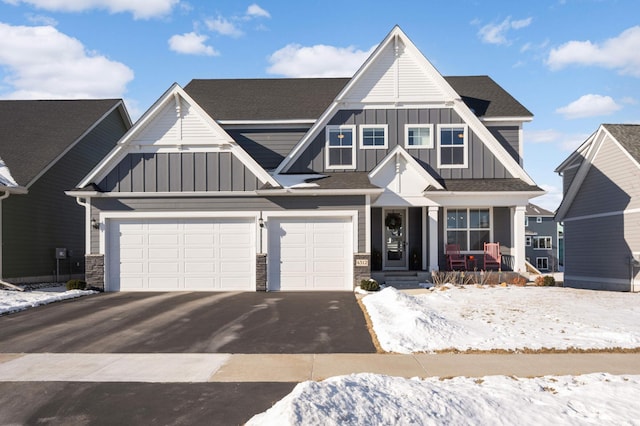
[107,218,255,291]
[267,217,353,291]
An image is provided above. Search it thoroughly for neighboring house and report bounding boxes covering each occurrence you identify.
[555,124,640,292]
[0,100,131,283]
[524,203,561,272]
[69,26,543,292]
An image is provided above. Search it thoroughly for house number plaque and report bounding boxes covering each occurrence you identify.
[355,259,369,266]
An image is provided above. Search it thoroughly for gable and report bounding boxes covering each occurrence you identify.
[0,99,128,187]
[78,85,278,192]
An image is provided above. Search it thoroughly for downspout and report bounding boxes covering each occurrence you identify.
[75,197,92,255]
[0,191,10,280]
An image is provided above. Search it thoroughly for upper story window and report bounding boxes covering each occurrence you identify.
[405,124,433,149]
[533,236,552,249]
[437,125,468,168]
[360,125,387,149]
[326,125,356,169]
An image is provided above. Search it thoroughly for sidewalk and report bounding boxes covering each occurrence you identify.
[1,352,639,383]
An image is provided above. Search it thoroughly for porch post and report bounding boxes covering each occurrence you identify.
[421,207,427,270]
[513,205,526,274]
[428,206,439,271]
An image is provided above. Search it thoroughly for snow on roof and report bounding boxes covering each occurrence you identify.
[0,158,19,188]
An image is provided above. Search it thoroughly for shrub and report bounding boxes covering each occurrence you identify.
[534,275,556,287]
[360,278,380,292]
[66,279,87,290]
[510,275,527,286]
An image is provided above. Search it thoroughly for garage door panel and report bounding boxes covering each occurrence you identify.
[268,217,353,291]
[109,218,255,291]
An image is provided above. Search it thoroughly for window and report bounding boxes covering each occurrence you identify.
[360,125,387,149]
[536,217,543,223]
[525,217,529,227]
[405,124,433,149]
[326,125,356,169]
[533,236,552,250]
[446,208,491,251]
[525,236,532,247]
[438,125,467,168]
[536,257,549,270]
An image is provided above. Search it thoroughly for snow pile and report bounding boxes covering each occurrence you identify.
[247,373,640,425]
[0,157,19,187]
[362,286,640,353]
[272,174,326,189]
[0,289,96,315]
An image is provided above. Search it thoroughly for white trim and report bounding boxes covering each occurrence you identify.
[217,119,316,125]
[365,195,371,253]
[536,216,543,223]
[437,124,468,169]
[257,188,383,196]
[404,124,434,149]
[444,207,493,252]
[369,144,444,190]
[562,207,640,223]
[359,124,388,149]
[480,116,533,123]
[525,235,532,247]
[536,257,549,270]
[325,125,357,170]
[533,236,552,250]
[421,206,427,270]
[428,206,439,271]
[28,101,130,188]
[74,197,92,255]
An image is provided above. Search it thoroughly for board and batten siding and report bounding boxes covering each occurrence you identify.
[226,128,307,170]
[487,126,520,164]
[90,195,367,254]
[97,152,261,193]
[2,109,129,280]
[287,108,513,179]
[565,137,640,219]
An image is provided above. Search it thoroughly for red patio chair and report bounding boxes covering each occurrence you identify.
[445,244,467,270]
[483,242,501,270]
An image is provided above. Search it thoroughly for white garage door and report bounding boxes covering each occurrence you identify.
[107,218,255,291]
[268,217,353,291]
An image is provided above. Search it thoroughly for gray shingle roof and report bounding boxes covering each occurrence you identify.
[0,99,122,186]
[261,172,379,190]
[526,203,554,216]
[184,76,532,121]
[603,124,640,164]
[426,179,543,192]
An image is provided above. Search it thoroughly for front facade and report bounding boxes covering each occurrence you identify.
[556,124,640,292]
[71,27,543,292]
[0,100,131,283]
[525,203,561,272]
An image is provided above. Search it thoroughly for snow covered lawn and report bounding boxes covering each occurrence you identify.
[362,286,640,353]
[0,288,96,315]
[247,373,640,425]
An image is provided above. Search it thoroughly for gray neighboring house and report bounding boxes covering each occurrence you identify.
[70,26,544,292]
[0,99,131,283]
[555,124,640,292]
[524,203,561,272]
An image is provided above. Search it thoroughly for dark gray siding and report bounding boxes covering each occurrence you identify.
[408,207,423,270]
[226,128,307,170]
[562,166,579,196]
[371,208,383,270]
[97,152,261,192]
[524,216,559,271]
[2,109,128,279]
[488,126,520,164]
[288,108,513,179]
[91,195,367,252]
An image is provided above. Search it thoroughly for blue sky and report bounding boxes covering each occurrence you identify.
[1,0,639,211]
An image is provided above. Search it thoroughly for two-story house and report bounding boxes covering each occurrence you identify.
[69,26,544,292]
[524,203,561,272]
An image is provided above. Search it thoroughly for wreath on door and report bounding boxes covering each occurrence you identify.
[385,213,402,230]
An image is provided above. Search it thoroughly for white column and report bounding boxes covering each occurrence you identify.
[513,205,526,274]
[428,206,439,271]
[421,207,427,270]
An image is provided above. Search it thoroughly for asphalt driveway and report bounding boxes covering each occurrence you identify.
[0,291,376,353]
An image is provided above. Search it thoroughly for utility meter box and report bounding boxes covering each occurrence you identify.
[55,248,67,260]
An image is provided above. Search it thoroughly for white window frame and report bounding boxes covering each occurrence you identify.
[437,124,468,169]
[533,236,552,250]
[359,124,388,149]
[525,236,532,247]
[536,257,549,270]
[325,125,356,170]
[404,124,434,149]
[525,216,529,227]
[445,207,493,252]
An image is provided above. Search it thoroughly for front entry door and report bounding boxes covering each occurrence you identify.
[383,209,407,270]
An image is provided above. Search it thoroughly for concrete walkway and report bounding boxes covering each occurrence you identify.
[1,352,639,383]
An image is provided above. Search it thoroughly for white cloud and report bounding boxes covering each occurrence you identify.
[2,0,180,19]
[0,23,133,99]
[168,32,218,56]
[478,16,532,45]
[527,129,563,143]
[267,43,374,78]
[547,26,640,77]
[531,184,563,212]
[246,4,270,19]
[25,13,57,26]
[527,128,591,151]
[556,94,622,119]
[205,16,243,37]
